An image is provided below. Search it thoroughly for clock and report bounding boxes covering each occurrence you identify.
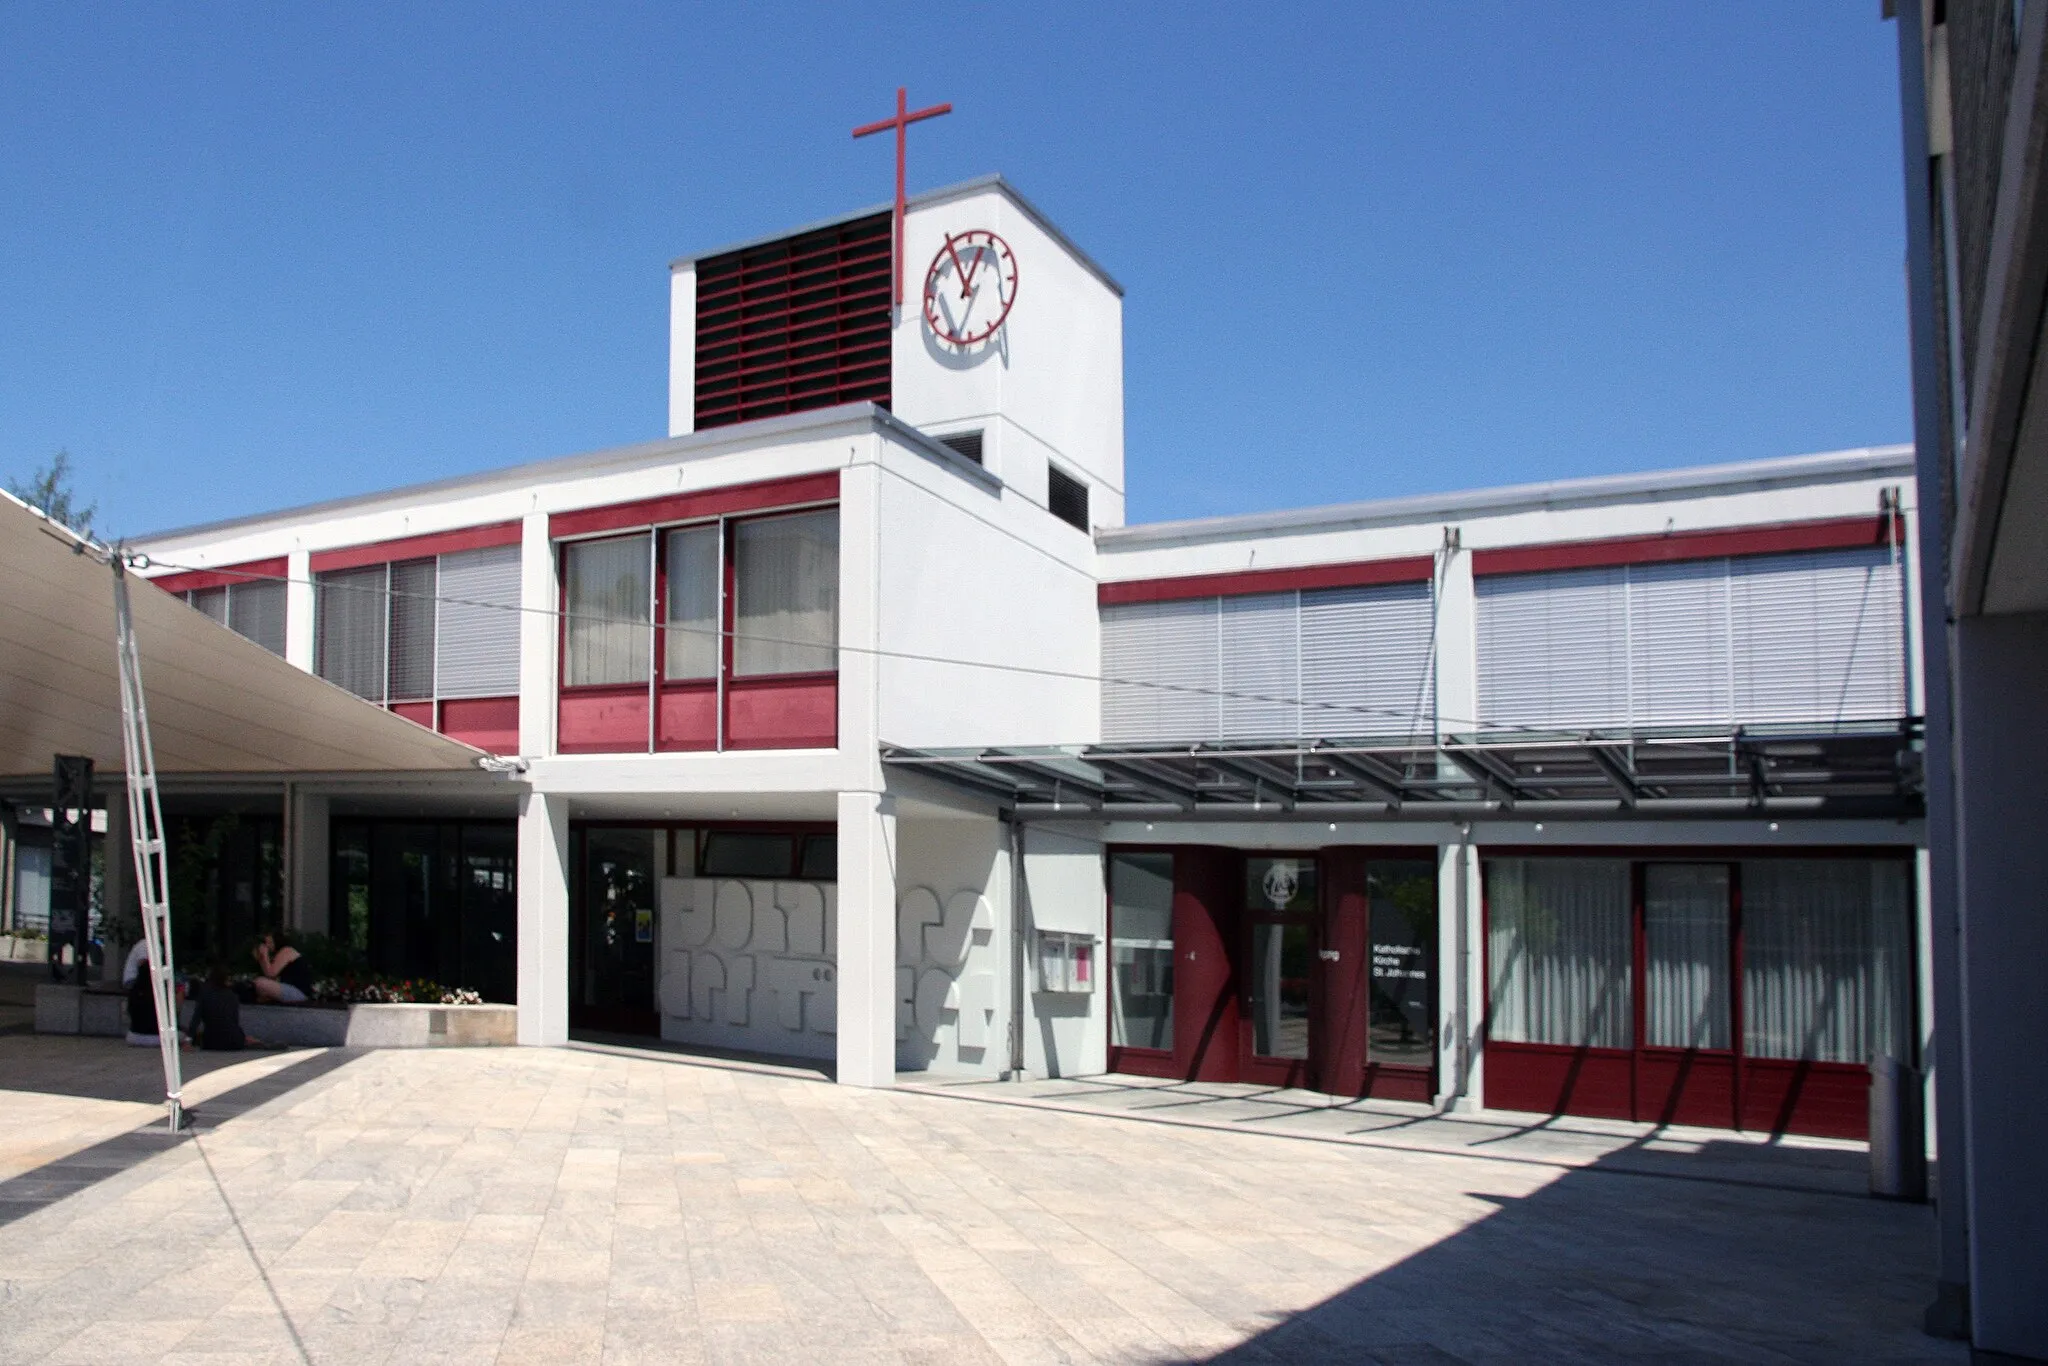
[922,230,1018,346]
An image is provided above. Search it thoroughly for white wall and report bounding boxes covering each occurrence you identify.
[873,431,1100,748]
[893,182,1126,528]
[667,263,697,438]
[1019,826,1107,1079]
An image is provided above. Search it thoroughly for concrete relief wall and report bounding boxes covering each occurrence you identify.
[895,885,999,1073]
[657,877,837,1063]
[894,816,1010,1077]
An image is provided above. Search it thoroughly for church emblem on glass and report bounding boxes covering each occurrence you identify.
[923,230,1018,346]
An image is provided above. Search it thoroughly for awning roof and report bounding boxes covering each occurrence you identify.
[0,492,491,781]
[883,723,1924,820]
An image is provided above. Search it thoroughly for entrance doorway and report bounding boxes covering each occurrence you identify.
[569,827,660,1036]
[1106,845,1440,1100]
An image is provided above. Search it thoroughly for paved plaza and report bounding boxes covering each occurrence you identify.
[0,1030,1959,1365]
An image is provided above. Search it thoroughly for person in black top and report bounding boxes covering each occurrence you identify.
[125,967,185,1046]
[252,931,314,1004]
[189,965,249,1052]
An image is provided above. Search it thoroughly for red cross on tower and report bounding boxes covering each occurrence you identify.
[853,86,952,310]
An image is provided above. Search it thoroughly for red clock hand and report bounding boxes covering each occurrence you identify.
[943,233,975,299]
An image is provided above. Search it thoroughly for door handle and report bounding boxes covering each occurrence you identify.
[1318,949,1340,962]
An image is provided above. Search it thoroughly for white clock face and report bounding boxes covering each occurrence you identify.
[923,229,1018,346]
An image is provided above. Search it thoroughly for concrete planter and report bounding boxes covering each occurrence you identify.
[33,987,516,1049]
[2,934,50,962]
[242,1002,516,1048]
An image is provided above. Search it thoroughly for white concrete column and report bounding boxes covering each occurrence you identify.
[835,789,897,1087]
[518,512,556,758]
[289,789,330,936]
[285,548,315,672]
[1433,533,1478,737]
[516,790,570,1046]
[1437,836,1483,1112]
[667,264,697,438]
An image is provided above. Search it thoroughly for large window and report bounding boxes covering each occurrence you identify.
[1108,852,1175,1052]
[1487,855,1914,1063]
[665,525,719,680]
[733,509,838,676]
[1486,858,1634,1049]
[1742,859,1912,1064]
[564,534,652,687]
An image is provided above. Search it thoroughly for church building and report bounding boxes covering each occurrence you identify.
[129,172,1926,1139]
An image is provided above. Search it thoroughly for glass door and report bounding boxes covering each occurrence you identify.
[570,827,660,1036]
[1365,859,1438,1083]
[1243,855,1318,1086]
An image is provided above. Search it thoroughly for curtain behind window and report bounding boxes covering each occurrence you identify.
[734,510,837,676]
[1743,859,1912,1064]
[665,525,719,680]
[317,566,388,701]
[1486,858,1632,1048]
[1644,864,1731,1049]
[564,535,651,686]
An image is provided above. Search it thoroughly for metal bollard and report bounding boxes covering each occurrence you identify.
[1868,1053,1928,1201]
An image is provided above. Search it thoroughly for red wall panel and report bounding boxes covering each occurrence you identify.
[723,675,837,750]
[389,701,435,729]
[310,521,522,573]
[1741,1058,1869,1140]
[441,696,520,754]
[1099,555,1434,606]
[1484,1042,1636,1122]
[656,683,717,751]
[1636,1052,1739,1131]
[1471,514,1901,577]
[549,471,840,541]
[558,687,651,754]
[148,557,289,595]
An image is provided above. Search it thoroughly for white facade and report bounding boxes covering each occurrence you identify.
[128,179,1926,1130]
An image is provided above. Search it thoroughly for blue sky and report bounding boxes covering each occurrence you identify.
[0,4,1910,536]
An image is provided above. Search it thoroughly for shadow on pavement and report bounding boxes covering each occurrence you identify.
[0,1047,359,1229]
[1187,1136,1956,1365]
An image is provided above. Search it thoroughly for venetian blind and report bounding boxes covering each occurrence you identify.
[1100,598,1221,743]
[317,566,389,702]
[227,580,288,657]
[1299,581,1436,740]
[386,559,438,701]
[436,545,522,698]
[1477,547,1905,733]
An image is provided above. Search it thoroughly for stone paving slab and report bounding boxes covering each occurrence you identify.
[0,1037,1960,1365]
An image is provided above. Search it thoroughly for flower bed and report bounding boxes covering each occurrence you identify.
[310,975,484,1007]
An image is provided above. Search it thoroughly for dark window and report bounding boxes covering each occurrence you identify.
[693,212,892,430]
[798,834,837,880]
[701,832,796,879]
[936,430,983,465]
[1048,464,1090,531]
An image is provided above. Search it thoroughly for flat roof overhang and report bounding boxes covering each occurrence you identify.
[0,491,511,794]
[882,721,1925,822]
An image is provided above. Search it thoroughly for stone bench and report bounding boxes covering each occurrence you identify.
[33,985,516,1048]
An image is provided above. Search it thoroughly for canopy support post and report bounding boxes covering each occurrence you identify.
[111,558,183,1133]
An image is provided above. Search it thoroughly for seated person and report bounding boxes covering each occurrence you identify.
[121,937,151,988]
[125,968,184,1047]
[252,931,313,1004]
[189,966,249,1052]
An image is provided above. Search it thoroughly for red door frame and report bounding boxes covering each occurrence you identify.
[1104,845,1242,1083]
